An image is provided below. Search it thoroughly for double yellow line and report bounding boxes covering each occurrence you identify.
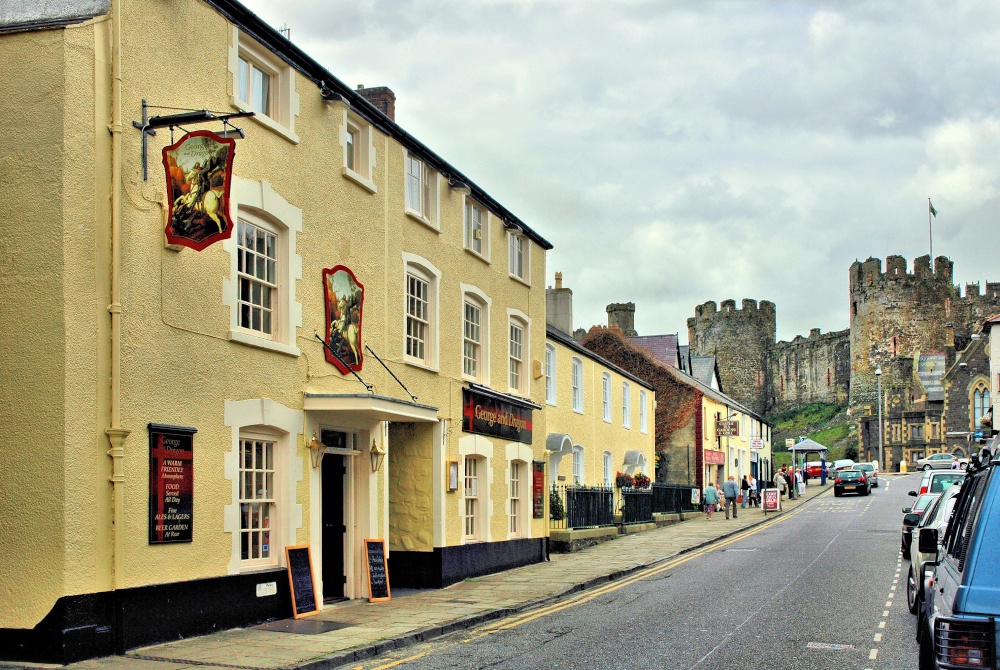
[358,508,803,669]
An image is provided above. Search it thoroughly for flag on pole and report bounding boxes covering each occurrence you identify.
[929,199,937,217]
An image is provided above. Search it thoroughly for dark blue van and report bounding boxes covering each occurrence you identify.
[918,451,1000,669]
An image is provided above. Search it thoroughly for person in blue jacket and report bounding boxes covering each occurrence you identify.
[703,481,720,520]
[722,475,740,519]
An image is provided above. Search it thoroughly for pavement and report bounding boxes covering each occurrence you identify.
[8,481,840,670]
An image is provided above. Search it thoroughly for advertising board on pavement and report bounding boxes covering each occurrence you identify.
[761,488,781,514]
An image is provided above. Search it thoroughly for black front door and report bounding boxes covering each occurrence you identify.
[321,449,346,600]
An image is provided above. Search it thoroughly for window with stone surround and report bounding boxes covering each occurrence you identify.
[973,385,991,428]
[622,381,631,428]
[545,344,556,405]
[572,358,583,413]
[464,457,482,541]
[509,461,523,537]
[602,373,611,423]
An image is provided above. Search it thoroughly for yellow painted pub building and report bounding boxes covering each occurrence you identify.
[0,0,640,662]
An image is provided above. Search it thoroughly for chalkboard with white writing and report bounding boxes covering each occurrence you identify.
[364,538,391,602]
[285,545,319,618]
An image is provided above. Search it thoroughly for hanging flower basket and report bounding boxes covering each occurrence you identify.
[615,472,634,488]
[633,472,651,489]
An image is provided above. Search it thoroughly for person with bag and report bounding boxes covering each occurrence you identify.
[747,474,758,507]
[703,481,720,520]
[773,468,787,499]
[740,475,750,508]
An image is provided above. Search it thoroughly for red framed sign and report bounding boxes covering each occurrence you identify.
[162,130,236,251]
[762,488,781,513]
[322,266,364,374]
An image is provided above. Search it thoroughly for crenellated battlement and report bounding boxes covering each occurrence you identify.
[773,327,850,350]
[850,254,954,288]
[690,298,776,321]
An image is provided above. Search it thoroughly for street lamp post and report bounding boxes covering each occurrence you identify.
[875,367,884,472]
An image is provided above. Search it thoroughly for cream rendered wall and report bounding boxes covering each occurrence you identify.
[546,340,655,487]
[388,422,434,552]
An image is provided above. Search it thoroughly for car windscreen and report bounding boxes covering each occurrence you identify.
[856,464,874,473]
[929,474,966,492]
[914,494,939,512]
[839,470,861,480]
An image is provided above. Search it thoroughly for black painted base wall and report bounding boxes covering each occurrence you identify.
[0,569,290,665]
[389,538,546,589]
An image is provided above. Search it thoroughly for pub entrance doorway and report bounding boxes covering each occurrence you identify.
[321,439,346,601]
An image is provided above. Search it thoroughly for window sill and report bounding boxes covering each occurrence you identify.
[546,399,557,407]
[508,273,531,288]
[231,96,299,144]
[464,247,491,265]
[342,167,378,193]
[603,418,612,424]
[404,357,439,374]
[573,407,584,415]
[239,562,282,574]
[229,330,301,357]
[463,373,489,386]
[405,209,439,232]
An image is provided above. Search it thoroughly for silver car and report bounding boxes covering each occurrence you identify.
[915,452,968,471]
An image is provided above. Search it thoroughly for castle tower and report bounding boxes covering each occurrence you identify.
[848,255,958,408]
[686,298,776,415]
[606,302,637,337]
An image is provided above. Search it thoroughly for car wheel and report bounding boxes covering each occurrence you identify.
[918,620,935,670]
[923,464,932,471]
[907,565,920,614]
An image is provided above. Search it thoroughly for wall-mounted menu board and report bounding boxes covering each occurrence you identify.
[285,545,319,618]
[364,538,390,602]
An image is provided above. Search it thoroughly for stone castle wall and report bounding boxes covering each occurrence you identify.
[770,328,850,412]
[687,298,775,415]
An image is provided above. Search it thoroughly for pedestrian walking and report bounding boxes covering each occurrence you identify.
[704,481,720,519]
[785,466,796,500]
[740,475,750,508]
[722,475,739,519]
[748,474,758,507]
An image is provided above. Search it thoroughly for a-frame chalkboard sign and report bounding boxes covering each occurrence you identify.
[364,538,391,602]
[285,545,319,618]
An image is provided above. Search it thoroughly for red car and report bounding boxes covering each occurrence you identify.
[804,462,829,479]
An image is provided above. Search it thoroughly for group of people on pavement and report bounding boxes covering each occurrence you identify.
[703,474,759,519]
[704,465,810,519]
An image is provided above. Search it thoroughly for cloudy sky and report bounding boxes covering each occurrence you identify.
[242,0,1000,342]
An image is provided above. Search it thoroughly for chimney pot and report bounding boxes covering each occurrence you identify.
[555,272,563,289]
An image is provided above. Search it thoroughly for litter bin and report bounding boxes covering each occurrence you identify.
[900,460,907,473]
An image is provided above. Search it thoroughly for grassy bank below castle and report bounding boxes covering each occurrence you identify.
[767,403,859,469]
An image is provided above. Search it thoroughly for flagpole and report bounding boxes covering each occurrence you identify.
[928,197,933,259]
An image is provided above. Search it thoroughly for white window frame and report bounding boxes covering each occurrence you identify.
[238,433,276,567]
[229,29,299,143]
[602,372,612,423]
[403,254,441,371]
[225,178,302,357]
[639,390,648,434]
[603,451,612,487]
[973,384,991,427]
[235,217,278,340]
[622,381,631,428]
[507,309,531,396]
[508,231,529,284]
[545,344,557,406]
[509,460,523,538]
[404,152,439,229]
[572,357,584,413]
[464,456,481,541]
[342,112,377,192]
[464,198,490,261]
[224,398,303,575]
[572,446,584,486]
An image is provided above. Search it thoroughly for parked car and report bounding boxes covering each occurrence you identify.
[915,452,969,471]
[901,493,940,560]
[855,462,879,488]
[833,468,871,496]
[906,484,961,614]
[804,461,829,479]
[830,459,855,474]
[911,470,967,497]
[917,452,1000,669]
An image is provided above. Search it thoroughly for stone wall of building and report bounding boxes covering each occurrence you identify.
[770,328,850,412]
[687,298,775,416]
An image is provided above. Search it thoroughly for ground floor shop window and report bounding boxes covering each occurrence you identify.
[509,461,521,536]
[464,457,480,540]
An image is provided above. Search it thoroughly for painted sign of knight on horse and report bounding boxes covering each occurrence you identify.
[323,266,364,374]
[162,130,236,251]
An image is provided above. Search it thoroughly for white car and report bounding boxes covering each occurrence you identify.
[915,452,969,471]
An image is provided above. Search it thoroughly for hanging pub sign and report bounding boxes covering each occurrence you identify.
[148,423,196,544]
[461,387,533,443]
[162,130,236,251]
[322,266,364,374]
[715,420,739,437]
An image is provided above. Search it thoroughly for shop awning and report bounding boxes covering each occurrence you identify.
[303,393,439,423]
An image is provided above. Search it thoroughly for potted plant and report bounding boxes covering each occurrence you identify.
[615,471,634,488]
[633,472,651,489]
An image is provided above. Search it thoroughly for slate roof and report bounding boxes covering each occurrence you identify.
[917,353,947,402]
[690,356,719,389]
[628,334,679,368]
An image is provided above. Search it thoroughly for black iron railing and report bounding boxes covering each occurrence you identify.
[621,488,653,524]
[651,483,700,514]
[549,485,615,530]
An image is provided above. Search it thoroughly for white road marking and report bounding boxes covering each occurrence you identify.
[874,633,883,642]
[891,585,896,591]
[869,649,879,660]
[886,601,893,607]
[883,610,890,616]
[879,621,886,629]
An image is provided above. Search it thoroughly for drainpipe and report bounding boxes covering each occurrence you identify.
[105,0,130,594]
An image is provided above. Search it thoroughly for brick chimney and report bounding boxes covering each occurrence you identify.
[546,272,574,334]
[356,85,395,121]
